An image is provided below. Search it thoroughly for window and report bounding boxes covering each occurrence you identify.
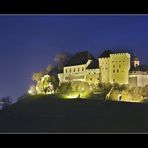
[78,68,79,72]
[119,65,121,68]
[117,69,119,73]
[122,70,123,72]
[113,65,115,68]
[113,70,115,73]
[97,78,99,80]
[112,61,114,63]
[113,79,115,82]
[123,61,125,62]
[94,72,96,74]
[90,78,92,81]
[119,61,121,62]
[105,68,107,70]
[74,68,75,72]
[70,69,71,73]
[89,73,91,75]
[65,69,67,73]
[82,67,84,71]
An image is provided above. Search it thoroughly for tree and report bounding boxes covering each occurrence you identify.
[44,64,57,75]
[1,96,12,109]
[28,85,36,95]
[32,72,44,82]
[36,80,44,94]
[54,52,72,71]
[59,82,72,93]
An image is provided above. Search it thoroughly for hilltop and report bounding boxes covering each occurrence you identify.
[0,95,148,133]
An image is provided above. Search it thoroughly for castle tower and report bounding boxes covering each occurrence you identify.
[109,53,131,84]
[99,50,131,84]
[131,56,140,67]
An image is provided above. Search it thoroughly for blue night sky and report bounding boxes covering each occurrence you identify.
[0,15,148,101]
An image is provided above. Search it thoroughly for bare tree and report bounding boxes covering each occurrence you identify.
[54,52,72,71]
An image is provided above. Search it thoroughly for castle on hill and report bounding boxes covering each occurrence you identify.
[58,50,148,87]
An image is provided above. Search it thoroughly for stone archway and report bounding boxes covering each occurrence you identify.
[118,94,122,101]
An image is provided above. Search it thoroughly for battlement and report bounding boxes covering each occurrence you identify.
[99,52,130,59]
[110,52,130,56]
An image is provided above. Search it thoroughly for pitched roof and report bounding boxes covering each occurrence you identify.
[86,59,99,69]
[65,51,96,67]
[99,50,113,58]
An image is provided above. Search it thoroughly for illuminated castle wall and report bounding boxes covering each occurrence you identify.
[58,50,148,87]
[99,51,131,84]
[58,51,100,85]
[129,57,148,87]
[129,71,148,87]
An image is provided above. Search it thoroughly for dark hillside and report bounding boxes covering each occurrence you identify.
[0,95,148,133]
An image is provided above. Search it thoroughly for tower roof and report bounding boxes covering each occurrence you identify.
[65,51,96,67]
[133,56,139,61]
[99,50,113,58]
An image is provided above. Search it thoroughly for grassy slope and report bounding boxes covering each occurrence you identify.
[0,95,148,133]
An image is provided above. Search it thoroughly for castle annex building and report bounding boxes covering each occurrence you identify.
[58,50,148,87]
